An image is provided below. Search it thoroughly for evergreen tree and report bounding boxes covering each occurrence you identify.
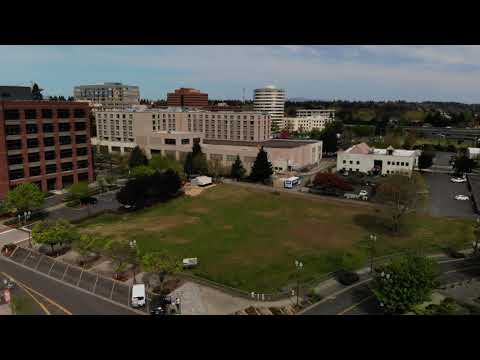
[128,146,148,169]
[184,152,194,176]
[184,143,208,175]
[230,155,246,181]
[249,147,273,183]
[31,83,43,100]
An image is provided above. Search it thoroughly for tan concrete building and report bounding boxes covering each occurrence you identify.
[95,108,271,146]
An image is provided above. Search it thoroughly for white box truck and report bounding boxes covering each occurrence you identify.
[131,284,146,308]
[284,176,300,189]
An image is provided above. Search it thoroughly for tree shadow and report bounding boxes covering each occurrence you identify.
[353,212,393,237]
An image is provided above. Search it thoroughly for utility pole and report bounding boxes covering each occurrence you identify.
[294,260,303,307]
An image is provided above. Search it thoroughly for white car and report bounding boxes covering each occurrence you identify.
[454,195,470,201]
[450,177,467,183]
[182,258,198,269]
[359,190,368,197]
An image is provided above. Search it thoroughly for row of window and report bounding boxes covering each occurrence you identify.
[3,109,86,120]
[165,138,198,145]
[6,135,87,150]
[97,113,134,120]
[8,160,90,180]
[6,122,86,135]
[7,148,88,165]
[342,159,410,167]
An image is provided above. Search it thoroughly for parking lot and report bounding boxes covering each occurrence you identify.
[424,173,476,219]
[5,246,139,310]
[0,225,30,248]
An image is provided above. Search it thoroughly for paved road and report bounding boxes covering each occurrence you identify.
[0,255,139,315]
[0,226,30,247]
[302,257,480,315]
[47,191,120,222]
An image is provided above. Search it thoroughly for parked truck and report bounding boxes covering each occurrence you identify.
[344,190,369,201]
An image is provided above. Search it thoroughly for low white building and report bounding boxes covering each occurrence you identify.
[337,143,420,176]
[467,148,480,160]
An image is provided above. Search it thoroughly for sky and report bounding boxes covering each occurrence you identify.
[2,45,480,103]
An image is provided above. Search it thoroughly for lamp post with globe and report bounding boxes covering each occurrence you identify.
[294,260,303,307]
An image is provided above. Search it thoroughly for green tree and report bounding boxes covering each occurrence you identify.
[31,83,43,100]
[32,220,79,253]
[5,183,45,215]
[230,155,246,181]
[320,121,342,153]
[149,154,184,178]
[418,151,435,169]
[128,146,148,169]
[184,143,208,176]
[129,165,156,179]
[271,122,280,133]
[453,155,476,175]
[103,239,138,278]
[141,251,182,294]
[376,174,427,234]
[372,254,439,314]
[249,147,273,183]
[67,181,91,204]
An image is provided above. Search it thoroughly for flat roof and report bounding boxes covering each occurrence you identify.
[204,139,320,148]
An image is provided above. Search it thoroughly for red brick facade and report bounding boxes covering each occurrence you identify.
[167,88,208,108]
[0,101,94,199]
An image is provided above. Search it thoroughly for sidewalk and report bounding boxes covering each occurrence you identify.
[0,304,12,315]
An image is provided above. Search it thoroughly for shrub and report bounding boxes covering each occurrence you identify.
[338,270,360,286]
[313,173,354,191]
[66,199,81,208]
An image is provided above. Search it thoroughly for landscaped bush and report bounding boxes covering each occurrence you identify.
[313,173,354,191]
[66,199,81,208]
[338,270,360,286]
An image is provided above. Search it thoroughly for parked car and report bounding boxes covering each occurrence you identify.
[454,195,469,201]
[150,295,173,316]
[450,176,466,183]
[182,257,198,269]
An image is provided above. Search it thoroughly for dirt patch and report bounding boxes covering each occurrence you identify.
[223,225,233,230]
[184,184,217,197]
[189,207,210,214]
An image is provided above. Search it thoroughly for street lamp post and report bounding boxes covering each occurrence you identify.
[294,260,303,307]
[369,234,377,274]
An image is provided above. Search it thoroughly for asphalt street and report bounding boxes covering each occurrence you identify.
[0,255,139,315]
[302,257,480,315]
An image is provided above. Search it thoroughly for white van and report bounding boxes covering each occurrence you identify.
[131,284,146,308]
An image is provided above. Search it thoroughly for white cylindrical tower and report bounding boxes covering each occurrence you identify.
[253,85,285,131]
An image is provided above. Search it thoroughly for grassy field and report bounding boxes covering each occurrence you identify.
[77,184,475,293]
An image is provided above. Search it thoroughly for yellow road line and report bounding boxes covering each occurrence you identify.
[337,295,375,315]
[1,272,50,315]
[1,272,72,315]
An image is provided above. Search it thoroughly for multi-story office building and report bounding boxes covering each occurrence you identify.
[296,109,336,118]
[73,82,140,109]
[281,109,336,132]
[0,86,33,101]
[0,101,94,199]
[253,85,286,130]
[94,108,271,153]
[166,88,208,108]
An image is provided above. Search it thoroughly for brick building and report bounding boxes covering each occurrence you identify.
[0,101,94,199]
[166,88,208,108]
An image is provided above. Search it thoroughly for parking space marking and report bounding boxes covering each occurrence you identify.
[8,246,19,258]
[0,229,17,235]
[92,274,99,293]
[47,260,56,275]
[110,281,116,299]
[22,251,31,264]
[77,269,84,287]
[35,255,44,270]
[61,265,70,281]
[337,295,375,315]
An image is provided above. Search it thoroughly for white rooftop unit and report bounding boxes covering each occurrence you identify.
[191,176,212,187]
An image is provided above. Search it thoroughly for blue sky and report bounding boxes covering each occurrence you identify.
[2,45,480,103]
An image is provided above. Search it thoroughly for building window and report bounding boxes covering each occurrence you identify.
[396,162,400,166]
[75,122,86,131]
[74,109,86,118]
[41,109,53,119]
[210,154,223,161]
[61,162,73,172]
[181,138,190,145]
[43,123,54,133]
[4,109,20,120]
[75,135,87,144]
[43,137,55,147]
[9,169,24,180]
[356,161,360,165]
[401,162,404,166]
[29,166,41,177]
[59,136,71,145]
[58,123,71,132]
[349,161,353,164]
[76,147,88,156]
[77,160,89,169]
[28,153,40,163]
[27,138,39,148]
[60,149,73,158]
[57,109,70,118]
[24,109,37,119]
[226,155,237,161]
[406,162,409,167]
[6,125,21,135]
[44,150,56,160]
[387,161,391,165]
[7,154,23,165]
[165,138,176,145]
[46,164,57,174]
